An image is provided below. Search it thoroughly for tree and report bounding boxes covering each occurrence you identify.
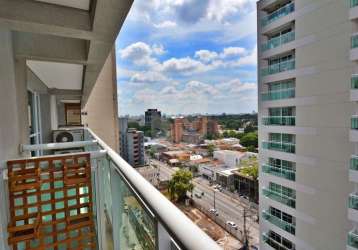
[240,131,258,148]
[239,157,259,180]
[244,124,256,133]
[168,169,194,202]
[207,144,215,157]
[128,121,140,130]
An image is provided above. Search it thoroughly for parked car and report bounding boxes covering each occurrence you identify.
[208,208,219,216]
[226,221,238,230]
[195,193,202,198]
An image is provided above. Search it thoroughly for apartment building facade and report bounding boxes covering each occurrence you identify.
[258,0,357,249]
[0,1,220,250]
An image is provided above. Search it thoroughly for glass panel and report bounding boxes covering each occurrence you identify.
[262,210,295,235]
[110,162,156,250]
[352,75,358,89]
[262,31,295,51]
[352,0,358,8]
[261,59,295,76]
[352,117,358,129]
[351,156,358,170]
[261,2,295,27]
[349,194,358,210]
[348,231,358,248]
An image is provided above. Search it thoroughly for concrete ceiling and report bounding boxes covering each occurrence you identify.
[34,0,91,11]
[27,60,83,90]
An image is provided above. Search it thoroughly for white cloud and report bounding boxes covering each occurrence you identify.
[206,0,255,22]
[221,47,247,58]
[195,50,219,62]
[123,78,257,115]
[231,47,257,67]
[161,57,207,74]
[154,20,177,28]
[119,42,161,67]
[130,71,169,83]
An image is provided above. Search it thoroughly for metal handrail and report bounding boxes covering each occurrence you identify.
[20,140,98,152]
[86,128,221,250]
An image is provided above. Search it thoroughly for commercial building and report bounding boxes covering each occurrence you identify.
[119,118,145,167]
[170,116,219,143]
[145,108,162,137]
[0,1,220,250]
[257,0,355,249]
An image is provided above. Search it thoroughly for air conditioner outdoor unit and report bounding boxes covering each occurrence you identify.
[53,129,84,143]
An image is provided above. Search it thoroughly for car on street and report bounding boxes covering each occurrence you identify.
[208,208,219,216]
[226,221,238,230]
[194,193,202,198]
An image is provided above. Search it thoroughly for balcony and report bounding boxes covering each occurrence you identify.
[351,75,358,101]
[351,35,358,61]
[262,164,295,181]
[349,193,358,222]
[262,187,296,208]
[348,230,358,249]
[3,128,220,250]
[350,0,358,20]
[350,156,358,183]
[262,31,295,52]
[261,2,295,27]
[350,116,358,142]
[262,88,295,101]
[262,141,295,153]
[262,232,295,250]
[262,210,295,234]
[262,116,295,126]
[261,59,295,77]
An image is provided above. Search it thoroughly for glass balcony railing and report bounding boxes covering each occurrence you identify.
[262,187,296,208]
[262,116,295,126]
[261,88,295,101]
[261,2,295,27]
[262,164,296,181]
[348,230,358,249]
[352,35,358,49]
[351,0,358,8]
[11,128,220,250]
[261,59,295,77]
[262,233,295,250]
[262,141,296,154]
[352,75,358,89]
[349,194,358,210]
[351,156,358,171]
[262,31,295,51]
[352,116,358,129]
[262,210,295,235]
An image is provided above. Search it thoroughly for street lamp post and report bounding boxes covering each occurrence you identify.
[213,189,216,210]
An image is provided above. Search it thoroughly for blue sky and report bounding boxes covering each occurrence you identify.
[115,0,258,116]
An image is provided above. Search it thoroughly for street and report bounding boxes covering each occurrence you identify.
[149,158,259,247]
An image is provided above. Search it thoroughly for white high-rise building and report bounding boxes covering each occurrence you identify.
[258,0,358,249]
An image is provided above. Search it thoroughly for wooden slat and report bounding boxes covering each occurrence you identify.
[7,153,96,249]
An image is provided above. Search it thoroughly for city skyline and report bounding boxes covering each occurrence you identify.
[115,0,258,116]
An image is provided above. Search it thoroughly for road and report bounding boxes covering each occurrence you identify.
[149,159,259,246]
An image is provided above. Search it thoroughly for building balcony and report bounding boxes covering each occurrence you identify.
[262,164,296,181]
[348,230,358,249]
[350,156,358,183]
[350,116,358,142]
[261,2,295,27]
[261,59,295,77]
[350,0,358,20]
[261,88,295,101]
[262,31,295,52]
[262,141,296,154]
[351,75,358,101]
[262,210,295,235]
[262,187,296,208]
[351,35,358,61]
[262,232,295,250]
[2,128,219,250]
[262,116,296,126]
[349,193,358,222]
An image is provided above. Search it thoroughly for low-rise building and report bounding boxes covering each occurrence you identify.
[213,150,248,168]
